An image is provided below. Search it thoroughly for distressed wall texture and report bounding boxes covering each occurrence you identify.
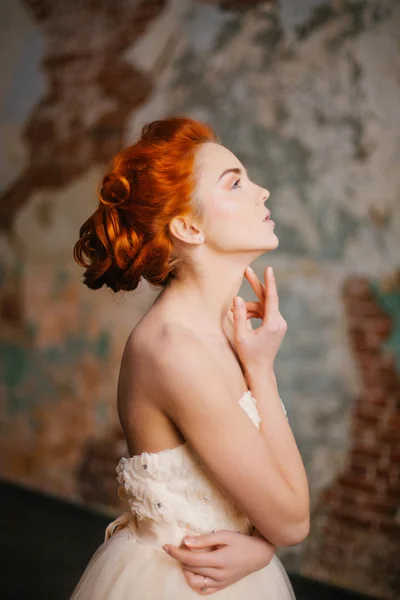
[0,0,399,597]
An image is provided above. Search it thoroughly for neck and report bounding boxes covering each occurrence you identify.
[157,260,250,337]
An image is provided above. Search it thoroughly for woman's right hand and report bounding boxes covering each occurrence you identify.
[232,266,287,375]
[164,529,276,595]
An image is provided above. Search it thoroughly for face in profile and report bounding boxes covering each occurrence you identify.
[193,143,279,254]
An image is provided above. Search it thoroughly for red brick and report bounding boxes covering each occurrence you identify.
[337,474,377,494]
[386,487,400,501]
[350,445,381,460]
[342,276,370,296]
[319,488,337,503]
[351,416,379,438]
[367,317,392,337]
[354,403,387,422]
[339,488,367,506]
[339,494,364,509]
[378,519,400,536]
[363,500,397,517]
[390,449,400,462]
[362,388,390,406]
[320,523,355,541]
[329,508,374,529]
[344,298,382,317]
[375,465,391,479]
[347,463,369,479]
[378,429,400,444]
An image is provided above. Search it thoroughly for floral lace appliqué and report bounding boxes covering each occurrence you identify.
[110,389,288,537]
[239,390,288,424]
[238,390,262,429]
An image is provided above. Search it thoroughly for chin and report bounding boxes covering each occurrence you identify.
[267,234,279,250]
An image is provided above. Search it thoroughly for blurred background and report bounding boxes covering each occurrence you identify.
[0,0,399,598]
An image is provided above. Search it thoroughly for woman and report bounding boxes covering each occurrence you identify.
[71,116,309,598]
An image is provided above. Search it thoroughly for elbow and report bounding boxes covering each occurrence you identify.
[280,514,310,547]
[261,514,310,548]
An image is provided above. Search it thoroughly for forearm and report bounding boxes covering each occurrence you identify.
[246,368,309,519]
[251,525,276,548]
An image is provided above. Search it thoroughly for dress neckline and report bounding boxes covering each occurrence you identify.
[124,388,255,462]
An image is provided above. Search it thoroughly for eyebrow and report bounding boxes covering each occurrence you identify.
[217,167,247,182]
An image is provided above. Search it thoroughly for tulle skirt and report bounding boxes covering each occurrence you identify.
[70,514,296,599]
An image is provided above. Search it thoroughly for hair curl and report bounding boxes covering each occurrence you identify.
[73,116,218,292]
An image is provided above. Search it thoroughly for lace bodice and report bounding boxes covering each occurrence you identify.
[105,390,288,549]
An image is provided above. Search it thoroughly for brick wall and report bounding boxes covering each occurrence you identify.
[302,273,400,599]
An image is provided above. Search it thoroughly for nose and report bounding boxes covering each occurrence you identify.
[260,188,270,202]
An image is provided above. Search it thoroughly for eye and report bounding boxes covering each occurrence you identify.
[232,178,242,190]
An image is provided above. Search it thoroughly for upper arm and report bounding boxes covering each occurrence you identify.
[150,332,306,546]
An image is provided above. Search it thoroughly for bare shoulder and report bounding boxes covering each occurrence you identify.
[119,318,204,402]
[133,321,211,382]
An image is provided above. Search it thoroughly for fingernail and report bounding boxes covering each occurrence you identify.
[234,297,243,307]
[184,537,194,546]
[163,545,170,553]
[247,265,253,272]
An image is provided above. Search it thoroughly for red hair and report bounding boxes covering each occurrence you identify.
[73,116,218,292]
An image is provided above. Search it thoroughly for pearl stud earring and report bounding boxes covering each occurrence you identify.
[199,235,204,242]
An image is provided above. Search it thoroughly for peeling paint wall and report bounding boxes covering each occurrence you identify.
[0,0,399,596]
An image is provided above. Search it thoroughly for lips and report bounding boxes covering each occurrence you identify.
[263,212,271,221]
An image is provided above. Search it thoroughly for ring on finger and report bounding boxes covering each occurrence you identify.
[201,576,208,592]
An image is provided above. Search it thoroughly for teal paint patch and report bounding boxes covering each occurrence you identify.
[0,343,31,388]
[0,340,57,416]
[96,330,110,361]
[95,401,109,426]
[1,320,111,417]
[52,267,71,298]
[370,280,400,373]
[43,328,111,366]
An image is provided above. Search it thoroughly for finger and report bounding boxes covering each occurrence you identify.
[245,266,266,305]
[246,311,263,319]
[230,301,260,312]
[264,267,279,323]
[232,296,248,344]
[182,563,221,579]
[165,545,218,568]
[183,570,219,595]
[243,301,263,316]
[183,531,230,549]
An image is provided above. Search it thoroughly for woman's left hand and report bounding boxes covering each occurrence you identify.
[163,529,276,595]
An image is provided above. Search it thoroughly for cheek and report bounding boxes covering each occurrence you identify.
[212,191,244,226]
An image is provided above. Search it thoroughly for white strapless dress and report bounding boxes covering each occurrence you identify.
[70,390,295,599]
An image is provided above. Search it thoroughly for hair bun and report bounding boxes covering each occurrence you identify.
[73,116,217,292]
[99,172,130,208]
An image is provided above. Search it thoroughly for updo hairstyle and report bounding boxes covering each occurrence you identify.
[73,117,218,292]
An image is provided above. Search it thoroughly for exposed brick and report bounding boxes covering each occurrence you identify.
[307,271,400,596]
[354,402,387,421]
[378,519,400,536]
[364,499,398,517]
[350,444,382,460]
[329,508,374,529]
[337,473,379,493]
[362,388,387,403]
[0,0,167,229]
